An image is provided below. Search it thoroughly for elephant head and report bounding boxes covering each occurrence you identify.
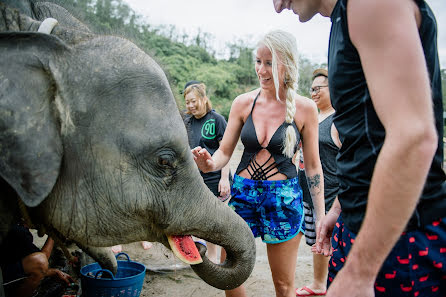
[0,1,255,291]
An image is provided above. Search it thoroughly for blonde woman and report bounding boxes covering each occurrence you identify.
[192,30,325,297]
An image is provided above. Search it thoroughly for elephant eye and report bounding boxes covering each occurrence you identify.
[157,150,175,168]
[158,157,170,166]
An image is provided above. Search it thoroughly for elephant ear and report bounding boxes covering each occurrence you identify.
[0,32,68,207]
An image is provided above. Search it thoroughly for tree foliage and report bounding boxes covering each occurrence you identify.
[50,0,446,122]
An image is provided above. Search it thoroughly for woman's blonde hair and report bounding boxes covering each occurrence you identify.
[183,83,212,115]
[259,30,299,158]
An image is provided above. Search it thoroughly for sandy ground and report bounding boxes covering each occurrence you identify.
[123,237,315,297]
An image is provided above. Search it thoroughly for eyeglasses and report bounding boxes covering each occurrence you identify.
[310,85,328,94]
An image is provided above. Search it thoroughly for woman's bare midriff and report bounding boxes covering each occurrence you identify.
[238,149,289,181]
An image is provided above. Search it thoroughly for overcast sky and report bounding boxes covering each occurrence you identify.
[123,0,445,68]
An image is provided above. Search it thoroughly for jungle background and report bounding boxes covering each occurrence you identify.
[49,0,445,125]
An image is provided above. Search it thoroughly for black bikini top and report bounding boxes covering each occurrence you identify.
[236,92,300,179]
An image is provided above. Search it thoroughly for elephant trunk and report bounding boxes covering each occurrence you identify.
[184,198,256,290]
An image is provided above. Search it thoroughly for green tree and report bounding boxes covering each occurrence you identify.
[45,0,327,119]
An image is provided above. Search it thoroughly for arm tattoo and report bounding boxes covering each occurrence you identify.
[307,174,322,195]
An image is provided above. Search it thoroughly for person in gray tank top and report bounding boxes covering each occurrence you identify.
[297,69,341,296]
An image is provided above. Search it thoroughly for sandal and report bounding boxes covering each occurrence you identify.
[296,286,326,296]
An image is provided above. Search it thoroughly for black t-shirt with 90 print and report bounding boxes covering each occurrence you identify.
[184,110,227,185]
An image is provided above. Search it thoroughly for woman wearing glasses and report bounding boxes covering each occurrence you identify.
[192,30,325,297]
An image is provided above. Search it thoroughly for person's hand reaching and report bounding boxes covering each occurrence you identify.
[191,146,216,173]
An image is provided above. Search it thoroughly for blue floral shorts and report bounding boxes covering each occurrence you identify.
[229,174,304,243]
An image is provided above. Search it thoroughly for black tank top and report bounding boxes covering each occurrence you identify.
[328,0,446,233]
[318,114,339,210]
[236,92,300,179]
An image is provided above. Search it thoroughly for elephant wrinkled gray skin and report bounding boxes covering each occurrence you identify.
[0,0,255,293]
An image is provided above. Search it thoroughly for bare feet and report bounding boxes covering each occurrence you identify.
[141,241,153,250]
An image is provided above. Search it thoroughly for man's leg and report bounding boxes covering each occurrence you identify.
[303,253,329,294]
[374,217,446,296]
[329,216,446,296]
[327,217,350,286]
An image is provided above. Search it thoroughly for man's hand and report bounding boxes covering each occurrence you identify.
[312,215,335,256]
[47,268,73,285]
[326,264,375,297]
[314,199,341,256]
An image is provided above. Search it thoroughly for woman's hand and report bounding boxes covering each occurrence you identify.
[313,201,341,256]
[218,178,231,199]
[191,146,216,173]
[312,214,334,256]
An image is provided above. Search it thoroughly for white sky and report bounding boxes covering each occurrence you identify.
[123,0,445,68]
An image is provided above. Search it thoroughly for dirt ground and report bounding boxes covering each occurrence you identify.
[33,234,316,297]
[122,237,315,297]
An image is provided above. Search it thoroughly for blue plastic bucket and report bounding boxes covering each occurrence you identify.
[80,252,146,297]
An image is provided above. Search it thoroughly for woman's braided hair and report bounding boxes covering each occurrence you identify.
[259,30,299,158]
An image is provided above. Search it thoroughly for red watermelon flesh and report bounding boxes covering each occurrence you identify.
[167,235,203,265]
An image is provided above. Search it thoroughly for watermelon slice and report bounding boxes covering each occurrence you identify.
[167,235,203,265]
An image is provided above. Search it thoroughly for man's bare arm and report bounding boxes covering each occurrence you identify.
[332,0,437,288]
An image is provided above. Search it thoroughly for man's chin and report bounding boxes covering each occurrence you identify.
[294,9,317,23]
[298,13,314,23]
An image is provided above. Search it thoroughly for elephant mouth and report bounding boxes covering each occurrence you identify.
[167,235,203,265]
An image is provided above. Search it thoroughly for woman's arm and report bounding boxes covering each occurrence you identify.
[192,94,248,173]
[300,98,325,220]
[218,140,232,197]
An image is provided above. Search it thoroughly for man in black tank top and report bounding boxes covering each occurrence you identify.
[273,0,446,296]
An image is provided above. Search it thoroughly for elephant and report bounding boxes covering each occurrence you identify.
[0,0,255,293]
